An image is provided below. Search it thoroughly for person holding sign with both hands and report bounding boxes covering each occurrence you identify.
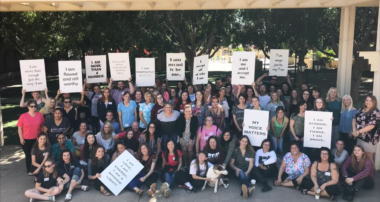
[20,88,49,112]
[107,77,135,105]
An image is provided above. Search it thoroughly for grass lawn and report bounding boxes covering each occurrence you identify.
[2,104,28,145]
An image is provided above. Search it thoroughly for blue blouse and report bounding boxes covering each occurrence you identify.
[338,109,357,133]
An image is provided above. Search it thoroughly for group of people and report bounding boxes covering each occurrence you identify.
[17,73,379,202]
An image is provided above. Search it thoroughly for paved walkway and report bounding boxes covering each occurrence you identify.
[1,145,379,202]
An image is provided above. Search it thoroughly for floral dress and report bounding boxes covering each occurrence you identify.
[354,107,380,145]
[191,101,208,126]
[283,152,311,179]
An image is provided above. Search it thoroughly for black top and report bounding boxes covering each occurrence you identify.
[176,114,199,140]
[97,99,118,123]
[57,159,81,177]
[44,117,71,144]
[37,171,57,189]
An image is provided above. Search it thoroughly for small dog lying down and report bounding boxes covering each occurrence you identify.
[202,165,229,193]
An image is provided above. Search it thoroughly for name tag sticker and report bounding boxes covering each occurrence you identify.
[82,139,85,143]
[109,102,112,104]
[125,124,129,127]
[173,157,176,161]
[44,177,49,181]
[325,172,331,176]
[43,152,46,156]
[192,105,195,108]
[245,157,249,161]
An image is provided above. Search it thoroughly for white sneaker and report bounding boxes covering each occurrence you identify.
[160,182,169,192]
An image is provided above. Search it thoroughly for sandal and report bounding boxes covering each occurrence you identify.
[136,189,144,196]
[301,189,308,195]
[81,185,89,191]
[101,189,111,196]
[64,194,72,201]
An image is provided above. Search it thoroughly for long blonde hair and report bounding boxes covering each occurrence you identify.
[101,121,114,139]
[341,95,354,113]
[325,87,340,102]
[43,158,58,178]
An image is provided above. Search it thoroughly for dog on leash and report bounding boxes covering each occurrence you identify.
[201,165,229,193]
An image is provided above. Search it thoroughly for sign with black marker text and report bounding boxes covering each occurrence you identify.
[135,58,155,87]
[58,61,83,93]
[193,55,209,85]
[269,49,289,77]
[304,111,333,149]
[232,52,256,85]
[19,59,47,92]
[85,55,107,83]
[108,53,131,81]
[243,109,269,147]
[166,53,185,80]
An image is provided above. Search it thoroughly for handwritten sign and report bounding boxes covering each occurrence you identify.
[231,52,256,85]
[85,55,107,83]
[304,111,333,149]
[269,49,289,77]
[58,61,83,93]
[193,55,209,85]
[19,59,47,92]
[108,53,131,81]
[166,53,185,80]
[135,58,155,87]
[243,109,269,147]
[99,151,143,196]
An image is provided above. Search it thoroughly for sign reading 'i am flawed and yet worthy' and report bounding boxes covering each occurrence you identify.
[58,61,83,93]
[19,59,47,92]
[85,55,107,83]
[232,52,256,85]
[166,53,185,81]
[193,55,209,85]
[269,49,289,77]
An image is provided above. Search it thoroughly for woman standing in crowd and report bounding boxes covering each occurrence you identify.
[161,139,182,198]
[191,90,208,126]
[157,103,180,146]
[229,136,255,199]
[97,88,118,125]
[266,92,285,119]
[313,97,327,111]
[58,149,88,201]
[177,105,198,167]
[326,87,342,149]
[72,122,91,157]
[301,147,340,200]
[352,95,379,159]
[62,97,77,136]
[287,90,300,117]
[196,116,222,156]
[122,129,139,155]
[139,92,155,131]
[269,106,288,155]
[311,87,321,104]
[150,94,165,122]
[204,87,212,106]
[39,98,56,118]
[88,146,111,196]
[203,136,226,165]
[96,121,115,156]
[118,92,137,131]
[175,92,192,113]
[176,81,185,97]
[276,89,286,104]
[208,96,225,130]
[232,94,248,139]
[274,141,311,189]
[31,132,51,179]
[289,101,307,151]
[218,130,238,168]
[187,85,196,102]
[339,95,357,154]
[218,87,231,129]
[301,90,313,110]
[281,82,292,104]
[80,133,98,163]
[137,143,159,197]
[269,85,277,95]
[86,84,102,133]
[139,122,162,156]
[17,99,45,175]
[169,88,178,105]
[252,139,277,192]
[331,139,349,168]
[160,82,170,102]
[341,145,374,201]
[25,159,64,201]
[20,89,49,111]
[248,96,263,110]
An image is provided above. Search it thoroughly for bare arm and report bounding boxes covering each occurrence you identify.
[252,83,259,97]
[128,78,135,95]
[233,114,241,131]
[177,156,182,171]
[108,78,113,90]
[289,119,298,140]
[139,111,148,128]
[277,160,286,181]
[20,89,27,107]
[310,162,318,187]
[195,132,201,154]
[134,108,138,122]
[270,117,277,137]
[279,118,289,138]
[255,73,268,85]
[18,127,25,145]
[35,182,50,193]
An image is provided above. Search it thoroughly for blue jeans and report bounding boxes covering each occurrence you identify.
[289,132,304,152]
[64,167,81,189]
[127,171,145,191]
[268,132,284,155]
[162,134,178,147]
[238,170,251,188]
[164,172,176,187]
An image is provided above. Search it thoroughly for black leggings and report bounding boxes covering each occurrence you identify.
[251,164,277,185]
[345,167,374,191]
[21,139,36,173]
[302,178,341,196]
[175,170,205,190]
[144,171,159,188]
[339,132,356,155]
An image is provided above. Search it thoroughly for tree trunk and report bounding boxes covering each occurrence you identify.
[296,52,307,88]
[350,57,367,104]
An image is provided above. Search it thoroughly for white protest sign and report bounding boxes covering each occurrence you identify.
[193,55,209,85]
[58,61,83,93]
[304,111,333,149]
[243,109,269,147]
[135,58,155,87]
[19,59,47,92]
[99,151,143,196]
[166,53,185,80]
[231,52,256,85]
[85,55,107,83]
[108,53,131,81]
[269,49,289,77]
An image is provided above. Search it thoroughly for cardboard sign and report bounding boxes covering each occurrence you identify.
[231,52,256,85]
[304,111,333,149]
[243,109,269,147]
[108,53,131,81]
[19,59,47,92]
[269,49,289,77]
[166,53,185,80]
[58,61,83,93]
[193,55,209,85]
[85,55,107,83]
[99,151,143,196]
[135,58,155,87]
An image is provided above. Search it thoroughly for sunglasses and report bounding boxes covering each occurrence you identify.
[44,164,53,168]
[29,105,36,108]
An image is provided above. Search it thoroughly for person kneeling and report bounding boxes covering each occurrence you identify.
[25,158,64,201]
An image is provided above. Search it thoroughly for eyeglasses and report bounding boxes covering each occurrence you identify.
[44,164,53,168]
[64,102,70,104]
[321,153,329,156]
[29,105,36,108]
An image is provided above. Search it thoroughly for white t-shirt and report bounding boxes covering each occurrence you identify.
[189,159,213,177]
[259,94,270,108]
[331,149,349,166]
[254,149,277,167]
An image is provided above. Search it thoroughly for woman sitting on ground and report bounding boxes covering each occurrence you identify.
[96,121,116,156]
[25,158,64,201]
[139,122,162,156]
[122,129,139,156]
[72,121,91,158]
[252,139,277,192]
[218,130,238,168]
[203,136,226,165]
[111,142,134,162]
[229,135,255,199]
[274,141,311,190]
[80,133,98,163]
[341,145,374,202]
[88,146,111,196]
[161,139,182,198]
[301,147,340,200]
[331,139,349,169]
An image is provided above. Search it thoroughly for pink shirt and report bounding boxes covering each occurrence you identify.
[197,125,222,151]
[17,112,45,139]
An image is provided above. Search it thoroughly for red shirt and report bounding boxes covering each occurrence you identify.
[17,112,45,139]
[162,150,182,171]
[118,131,141,141]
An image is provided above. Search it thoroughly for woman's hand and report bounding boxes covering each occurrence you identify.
[128,77,132,82]
[33,168,40,175]
[319,184,326,192]
[313,185,319,192]
[95,173,101,178]
[294,136,300,141]
[296,176,304,185]
[245,171,250,177]
[140,177,146,182]
[345,177,354,185]
[20,138,25,146]
[21,89,26,95]
[235,169,241,177]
